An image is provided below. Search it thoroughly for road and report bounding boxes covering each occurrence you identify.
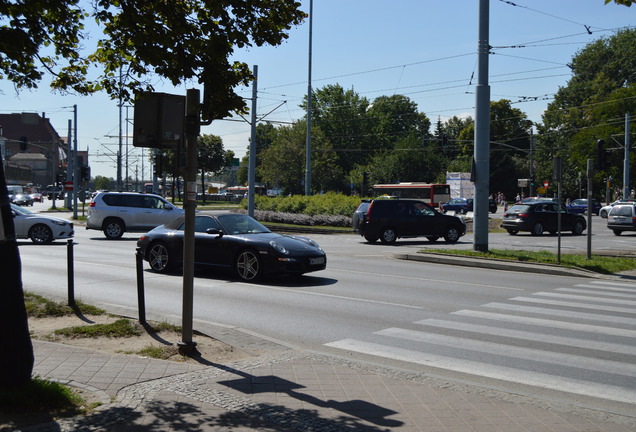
[15,201,636,415]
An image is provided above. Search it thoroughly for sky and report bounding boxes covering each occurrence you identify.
[1,0,634,179]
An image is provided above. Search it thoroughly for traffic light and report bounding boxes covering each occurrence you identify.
[596,139,606,170]
[80,166,91,181]
[530,177,535,187]
[442,134,448,147]
[154,154,163,178]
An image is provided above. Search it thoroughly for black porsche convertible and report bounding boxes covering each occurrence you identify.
[137,213,327,281]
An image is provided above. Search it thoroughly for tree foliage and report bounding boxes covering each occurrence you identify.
[539,28,636,197]
[197,134,234,198]
[1,0,306,119]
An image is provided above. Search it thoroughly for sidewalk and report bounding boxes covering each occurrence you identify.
[20,326,636,432]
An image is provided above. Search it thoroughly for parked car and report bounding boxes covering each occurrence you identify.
[566,198,601,215]
[599,199,636,218]
[352,198,466,244]
[11,204,74,244]
[86,191,185,239]
[441,198,497,214]
[502,201,586,236]
[137,213,326,281]
[11,193,34,206]
[29,193,44,203]
[607,204,636,235]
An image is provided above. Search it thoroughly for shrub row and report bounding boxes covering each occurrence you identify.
[242,192,363,217]
[237,209,352,227]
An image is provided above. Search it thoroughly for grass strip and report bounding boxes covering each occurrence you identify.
[24,292,105,318]
[53,319,141,338]
[424,248,636,275]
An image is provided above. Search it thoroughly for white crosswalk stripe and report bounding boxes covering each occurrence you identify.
[324,280,636,403]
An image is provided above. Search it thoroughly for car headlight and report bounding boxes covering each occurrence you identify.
[270,240,288,254]
[307,238,322,250]
[53,220,67,226]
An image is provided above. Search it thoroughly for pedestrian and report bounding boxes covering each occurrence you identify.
[515,193,521,203]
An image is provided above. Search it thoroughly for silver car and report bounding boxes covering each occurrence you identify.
[87,192,185,239]
[607,204,636,235]
[11,204,74,244]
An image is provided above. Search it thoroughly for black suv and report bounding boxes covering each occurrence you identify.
[502,201,586,236]
[352,199,467,244]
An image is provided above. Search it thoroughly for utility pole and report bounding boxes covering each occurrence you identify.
[248,65,258,217]
[305,0,313,196]
[65,120,72,209]
[624,113,631,199]
[179,89,199,354]
[117,67,123,192]
[73,104,78,219]
[473,0,490,252]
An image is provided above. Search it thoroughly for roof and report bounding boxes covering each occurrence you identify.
[0,113,64,145]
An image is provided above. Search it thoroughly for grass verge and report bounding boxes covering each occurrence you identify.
[426,248,636,274]
[24,292,105,317]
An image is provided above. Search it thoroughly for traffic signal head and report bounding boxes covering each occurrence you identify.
[442,134,448,147]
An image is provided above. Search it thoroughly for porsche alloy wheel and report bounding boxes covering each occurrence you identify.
[236,249,262,281]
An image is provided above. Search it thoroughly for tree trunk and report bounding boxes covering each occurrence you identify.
[0,155,34,389]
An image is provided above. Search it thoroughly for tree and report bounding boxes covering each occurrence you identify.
[2,1,306,119]
[367,133,447,185]
[539,29,636,198]
[366,94,430,151]
[0,155,33,388]
[0,0,305,390]
[197,134,233,201]
[258,121,341,195]
[94,175,112,191]
[304,84,372,184]
[605,0,632,5]
[238,122,278,185]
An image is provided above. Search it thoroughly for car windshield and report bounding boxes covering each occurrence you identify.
[217,214,270,235]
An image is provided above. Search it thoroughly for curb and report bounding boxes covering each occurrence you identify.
[393,252,604,278]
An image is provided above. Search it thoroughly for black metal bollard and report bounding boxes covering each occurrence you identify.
[67,239,75,306]
[136,247,146,323]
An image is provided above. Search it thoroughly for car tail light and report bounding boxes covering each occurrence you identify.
[367,201,375,222]
[518,213,529,218]
[89,201,96,207]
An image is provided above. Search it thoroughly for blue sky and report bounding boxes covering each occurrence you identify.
[1,0,633,179]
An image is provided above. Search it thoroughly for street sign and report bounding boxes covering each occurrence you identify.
[64,181,73,191]
[544,180,549,189]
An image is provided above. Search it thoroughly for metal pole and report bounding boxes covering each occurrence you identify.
[305,0,313,196]
[117,67,123,192]
[473,0,490,252]
[529,128,534,198]
[624,113,630,199]
[248,65,258,217]
[67,239,75,306]
[586,159,593,259]
[73,104,78,219]
[65,120,72,209]
[179,89,199,354]
[135,247,146,323]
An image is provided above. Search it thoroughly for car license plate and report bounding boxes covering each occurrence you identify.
[310,257,325,265]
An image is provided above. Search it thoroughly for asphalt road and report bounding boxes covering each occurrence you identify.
[14,205,636,415]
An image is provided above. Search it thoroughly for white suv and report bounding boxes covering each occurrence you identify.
[87,192,185,239]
